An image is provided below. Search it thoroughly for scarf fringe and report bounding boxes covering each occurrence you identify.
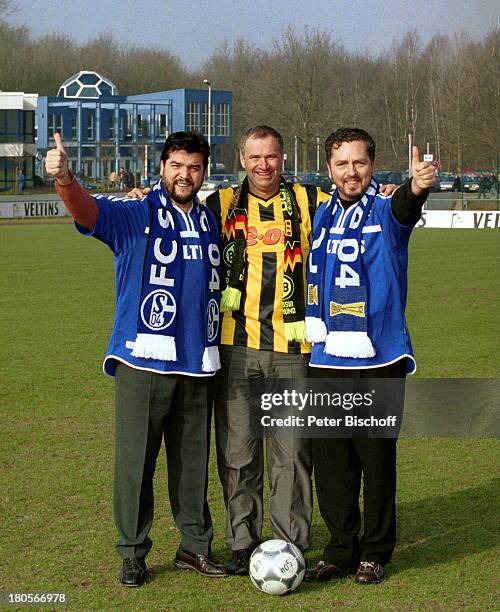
[202,346,221,372]
[220,286,241,312]
[131,333,177,361]
[305,316,328,343]
[284,320,306,343]
[325,331,376,358]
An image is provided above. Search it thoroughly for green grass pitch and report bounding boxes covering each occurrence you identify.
[0,224,498,610]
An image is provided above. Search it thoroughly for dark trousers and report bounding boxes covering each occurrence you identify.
[114,363,214,559]
[310,360,406,568]
[215,346,313,552]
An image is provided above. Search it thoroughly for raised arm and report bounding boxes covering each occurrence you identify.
[410,145,437,196]
[390,146,437,225]
[45,133,98,230]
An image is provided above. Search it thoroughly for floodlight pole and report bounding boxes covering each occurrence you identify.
[294,135,298,176]
[203,79,212,173]
[408,133,412,178]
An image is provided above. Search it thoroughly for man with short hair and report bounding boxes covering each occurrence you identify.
[46,131,229,586]
[205,125,331,574]
[305,127,436,584]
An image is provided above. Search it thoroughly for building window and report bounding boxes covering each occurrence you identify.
[49,113,56,138]
[217,103,230,136]
[71,115,77,140]
[24,112,34,142]
[87,113,94,140]
[187,101,200,132]
[126,112,133,139]
[137,113,149,138]
[109,114,114,139]
[202,103,215,137]
[48,113,62,138]
[158,113,168,136]
[6,110,18,137]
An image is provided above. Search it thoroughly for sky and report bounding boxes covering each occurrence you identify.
[6,0,500,69]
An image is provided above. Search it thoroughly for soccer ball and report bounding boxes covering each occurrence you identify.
[249,539,305,596]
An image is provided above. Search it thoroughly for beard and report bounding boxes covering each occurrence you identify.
[337,177,369,202]
[163,177,199,205]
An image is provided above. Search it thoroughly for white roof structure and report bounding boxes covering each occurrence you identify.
[57,71,118,99]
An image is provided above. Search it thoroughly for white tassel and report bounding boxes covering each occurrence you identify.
[131,333,177,361]
[325,331,376,358]
[202,346,221,372]
[305,316,328,343]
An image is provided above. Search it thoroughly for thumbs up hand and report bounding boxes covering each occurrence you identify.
[411,145,436,195]
[45,133,71,185]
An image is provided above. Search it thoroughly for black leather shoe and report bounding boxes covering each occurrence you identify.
[119,557,146,587]
[230,548,252,576]
[355,561,384,584]
[173,549,230,577]
[305,560,350,581]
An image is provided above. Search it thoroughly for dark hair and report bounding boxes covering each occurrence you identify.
[325,128,376,162]
[161,131,210,169]
[239,125,284,154]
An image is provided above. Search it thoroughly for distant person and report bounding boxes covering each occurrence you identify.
[45,131,229,587]
[488,173,495,194]
[478,174,490,199]
[108,170,118,189]
[18,170,26,193]
[119,166,128,190]
[305,128,436,585]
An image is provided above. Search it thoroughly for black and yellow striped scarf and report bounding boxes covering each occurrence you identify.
[220,176,306,343]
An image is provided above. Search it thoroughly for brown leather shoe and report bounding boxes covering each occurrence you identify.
[305,560,350,581]
[173,549,230,577]
[355,561,384,584]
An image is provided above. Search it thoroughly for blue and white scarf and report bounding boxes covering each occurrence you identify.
[305,179,378,358]
[131,181,221,372]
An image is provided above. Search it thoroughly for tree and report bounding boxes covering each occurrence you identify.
[200,39,266,171]
[264,27,344,171]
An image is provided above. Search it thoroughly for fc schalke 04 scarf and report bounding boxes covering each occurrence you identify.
[305,179,379,358]
[220,176,306,343]
[131,180,221,372]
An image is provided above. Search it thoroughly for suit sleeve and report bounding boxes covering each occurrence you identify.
[55,172,98,229]
[390,179,428,226]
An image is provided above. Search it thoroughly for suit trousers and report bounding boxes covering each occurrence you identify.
[310,360,406,568]
[114,363,213,559]
[214,346,312,552]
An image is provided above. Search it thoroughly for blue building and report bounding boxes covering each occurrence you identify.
[36,71,232,182]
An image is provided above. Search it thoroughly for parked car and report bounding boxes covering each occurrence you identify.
[282,171,302,184]
[202,174,239,190]
[437,172,456,191]
[300,172,334,193]
[454,174,480,192]
[373,170,408,185]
